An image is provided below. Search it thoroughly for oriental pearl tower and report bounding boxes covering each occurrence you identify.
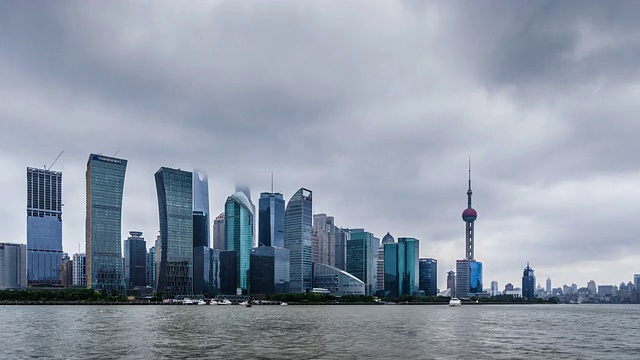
[462,159,477,261]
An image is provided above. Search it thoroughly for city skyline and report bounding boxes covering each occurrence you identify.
[2,2,639,289]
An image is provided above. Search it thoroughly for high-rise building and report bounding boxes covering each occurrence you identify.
[377,233,395,294]
[313,263,366,296]
[456,161,483,297]
[587,280,597,295]
[346,229,379,296]
[219,250,237,295]
[154,235,161,291]
[146,247,156,289]
[258,192,285,248]
[546,277,551,293]
[419,258,437,296]
[634,275,640,292]
[72,253,86,286]
[212,213,226,250]
[61,253,73,288]
[193,246,211,295]
[210,249,221,294]
[490,280,499,296]
[312,214,337,267]
[447,270,456,296]
[225,191,254,293]
[124,231,147,289]
[26,167,63,286]
[155,167,193,298]
[384,237,419,297]
[284,188,313,293]
[249,246,290,295]
[0,243,27,289]
[334,228,349,271]
[522,262,536,300]
[193,170,210,248]
[86,154,127,294]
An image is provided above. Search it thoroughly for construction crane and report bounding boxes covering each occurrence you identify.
[113,150,120,157]
[45,151,64,170]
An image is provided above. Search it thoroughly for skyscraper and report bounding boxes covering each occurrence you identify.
[146,246,156,289]
[213,213,226,250]
[193,246,211,295]
[72,253,86,286]
[334,228,349,271]
[377,232,395,294]
[447,270,456,296]
[219,250,237,295]
[419,258,437,296]
[456,160,483,298]
[312,214,337,266]
[193,170,210,248]
[225,191,254,293]
[26,167,63,286]
[284,188,313,293]
[249,246,290,295]
[86,154,127,294]
[522,263,536,300]
[384,237,420,298]
[0,243,27,289]
[258,192,285,247]
[123,231,147,289]
[155,167,193,298]
[346,229,379,296]
[490,280,499,296]
[61,253,73,288]
[546,277,551,293]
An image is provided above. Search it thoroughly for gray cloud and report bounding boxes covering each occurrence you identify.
[1,1,639,289]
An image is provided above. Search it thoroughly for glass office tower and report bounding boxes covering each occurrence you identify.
[284,188,313,293]
[124,231,147,289]
[219,250,237,295]
[155,167,193,298]
[258,192,285,248]
[384,237,420,297]
[146,247,156,290]
[225,192,254,293]
[0,243,27,289]
[249,246,290,295]
[26,167,63,286]
[192,170,210,248]
[346,230,379,296]
[212,213,226,250]
[469,261,483,294]
[86,154,127,294]
[419,258,438,296]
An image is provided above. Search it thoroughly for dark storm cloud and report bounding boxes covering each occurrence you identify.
[1,1,639,288]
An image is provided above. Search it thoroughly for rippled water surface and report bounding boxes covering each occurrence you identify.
[1,304,640,359]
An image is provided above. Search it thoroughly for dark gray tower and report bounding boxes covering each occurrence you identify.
[461,159,477,261]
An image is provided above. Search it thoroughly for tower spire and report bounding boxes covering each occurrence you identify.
[467,155,473,208]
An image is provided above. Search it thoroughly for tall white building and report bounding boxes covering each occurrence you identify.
[490,280,499,296]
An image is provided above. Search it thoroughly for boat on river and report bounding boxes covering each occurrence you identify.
[449,298,462,307]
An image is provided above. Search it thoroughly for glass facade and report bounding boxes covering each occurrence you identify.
[258,192,285,248]
[383,238,419,297]
[312,214,336,267]
[313,263,365,296]
[249,246,290,295]
[284,188,313,293]
[419,258,438,296]
[210,249,221,294]
[225,192,254,293]
[212,213,226,250]
[86,154,127,294]
[193,169,210,248]
[346,230,379,296]
[334,228,348,271]
[522,264,535,300]
[193,246,211,295]
[26,167,63,286]
[72,253,87,286]
[219,250,237,295]
[0,243,27,289]
[155,167,193,298]
[469,261,483,294]
[455,260,469,298]
[124,231,147,289]
[146,247,156,290]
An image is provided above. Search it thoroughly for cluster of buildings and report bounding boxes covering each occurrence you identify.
[1,153,450,299]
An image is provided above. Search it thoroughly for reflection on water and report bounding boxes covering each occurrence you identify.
[1,304,640,359]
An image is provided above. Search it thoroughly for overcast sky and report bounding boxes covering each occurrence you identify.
[2,1,639,290]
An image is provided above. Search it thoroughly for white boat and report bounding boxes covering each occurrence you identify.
[221,299,232,305]
[197,299,206,305]
[183,298,194,305]
[209,300,218,305]
[239,301,249,306]
[280,302,288,306]
[449,298,462,307]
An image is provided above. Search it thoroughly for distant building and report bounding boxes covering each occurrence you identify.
[503,283,514,293]
[212,213,226,250]
[377,233,395,294]
[522,263,536,300]
[124,231,147,289]
[61,253,73,288]
[284,188,313,293]
[249,246,290,295]
[456,161,483,298]
[86,154,127,294]
[155,167,193,298]
[219,250,237,295]
[490,280,499,296]
[598,285,616,296]
[447,270,456,296]
[313,263,365,296]
[210,249,221,294]
[258,192,285,248]
[72,253,86,286]
[546,277,551,293]
[384,237,420,297]
[26,167,63,287]
[225,191,255,294]
[0,243,27,289]
[146,247,156,290]
[193,246,211,295]
[312,214,337,267]
[347,230,379,296]
[634,275,640,292]
[419,258,437,296]
[334,228,349,271]
[192,170,210,248]
[587,280,597,295]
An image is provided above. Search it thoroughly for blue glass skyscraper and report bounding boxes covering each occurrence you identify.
[284,188,313,293]
[193,170,210,248]
[155,167,193,298]
[346,229,379,296]
[26,167,63,286]
[225,191,254,293]
[124,231,147,289]
[258,192,285,247]
[384,237,420,297]
[86,154,127,294]
[419,258,438,296]
[522,263,535,300]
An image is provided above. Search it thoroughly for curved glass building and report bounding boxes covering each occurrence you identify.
[313,263,365,296]
[225,192,254,293]
[284,188,313,293]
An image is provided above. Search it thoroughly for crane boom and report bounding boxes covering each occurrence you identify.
[47,151,64,170]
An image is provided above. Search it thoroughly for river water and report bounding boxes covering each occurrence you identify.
[0,304,639,359]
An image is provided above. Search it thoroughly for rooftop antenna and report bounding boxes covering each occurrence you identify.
[45,150,64,170]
